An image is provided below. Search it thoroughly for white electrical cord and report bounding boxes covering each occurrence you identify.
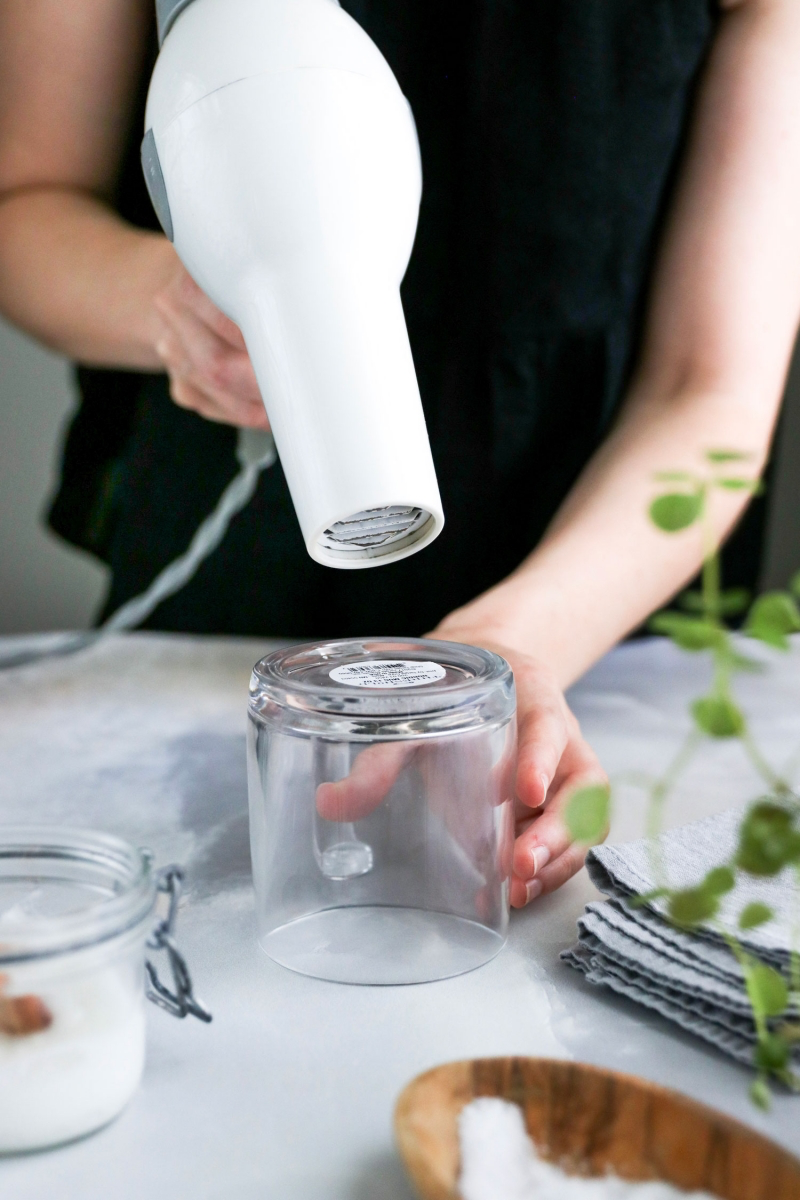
[0,429,277,669]
[103,428,276,631]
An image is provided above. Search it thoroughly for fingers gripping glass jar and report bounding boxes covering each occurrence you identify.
[247,638,517,985]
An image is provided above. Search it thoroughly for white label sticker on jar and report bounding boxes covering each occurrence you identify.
[329,659,447,689]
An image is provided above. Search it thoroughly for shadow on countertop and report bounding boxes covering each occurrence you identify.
[169,730,252,897]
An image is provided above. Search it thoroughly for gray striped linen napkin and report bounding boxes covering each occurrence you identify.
[561,807,799,1066]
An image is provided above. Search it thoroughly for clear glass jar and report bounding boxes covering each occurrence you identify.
[0,828,156,1152]
[247,638,517,985]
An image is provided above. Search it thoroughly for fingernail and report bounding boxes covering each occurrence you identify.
[531,845,551,876]
[525,878,543,904]
[539,773,550,802]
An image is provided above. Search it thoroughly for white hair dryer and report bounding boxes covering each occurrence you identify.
[142,0,444,568]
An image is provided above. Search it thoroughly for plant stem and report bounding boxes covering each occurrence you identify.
[645,730,702,889]
[647,731,703,838]
[779,742,800,793]
[741,728,788,794]
[722,931,769,1041]
[699,493,735,706]
[701,489,720,622]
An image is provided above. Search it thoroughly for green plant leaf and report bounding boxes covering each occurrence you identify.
[668,886,719,927]
[706,450,750,463]
[677,588,750,618]
[654,471,696,483]
[677,590,705,613]
[649,492,703,533]
[736,802,800,876]
[691,696,745,738]
[747,627,790,651]
[745,592,800,651]
[727,651,764,674]
[565,784,610,844]
[749,591,800,630]
[750,1076,771,1109]
[739,902,774,931]
[649,613,723,652]
[748,965,789,1018]
[754,1032,790,1072]
[715,478,762,494]
[704,866,735,895]
[629,888,669,908]
[719,588,752,616]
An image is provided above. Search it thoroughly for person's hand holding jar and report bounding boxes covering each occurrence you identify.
[317,634,606,909]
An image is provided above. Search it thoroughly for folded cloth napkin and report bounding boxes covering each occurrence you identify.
[561,807,799,1067]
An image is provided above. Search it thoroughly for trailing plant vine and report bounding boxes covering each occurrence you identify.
[565,449,800,1108]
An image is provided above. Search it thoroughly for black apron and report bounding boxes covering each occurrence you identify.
[50,1,763,637]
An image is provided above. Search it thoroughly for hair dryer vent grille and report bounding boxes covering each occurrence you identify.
[320,506,430,554]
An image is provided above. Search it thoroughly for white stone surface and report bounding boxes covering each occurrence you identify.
[0,631,797,1197]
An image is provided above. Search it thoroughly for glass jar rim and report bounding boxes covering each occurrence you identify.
[0,827,156,964]
[250,637,513,720]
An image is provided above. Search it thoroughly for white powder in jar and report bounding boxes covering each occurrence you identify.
[0,967,145,1152]
[458,1097,718,1200]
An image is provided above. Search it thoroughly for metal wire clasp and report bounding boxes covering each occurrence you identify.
[145,865,212,1023]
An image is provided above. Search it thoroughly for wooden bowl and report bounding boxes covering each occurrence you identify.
[394,1058,800,1200]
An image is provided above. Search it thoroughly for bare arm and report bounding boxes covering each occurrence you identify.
[0,0,267,425]
[0,0,166,364]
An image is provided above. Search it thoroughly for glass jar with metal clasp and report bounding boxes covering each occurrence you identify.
[0,827,210,1153]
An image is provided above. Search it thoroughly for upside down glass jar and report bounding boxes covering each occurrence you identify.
[247,638,517,985]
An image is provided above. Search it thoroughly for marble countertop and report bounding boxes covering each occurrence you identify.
[0,631,798,1198]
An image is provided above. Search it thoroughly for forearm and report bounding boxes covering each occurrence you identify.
[0,187,175,368]
[439,383,775,688]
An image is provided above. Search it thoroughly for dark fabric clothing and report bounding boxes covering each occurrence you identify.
[50,0,765,637]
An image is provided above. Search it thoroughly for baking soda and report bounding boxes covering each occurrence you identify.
[458,1098,718,1200]
[0,968,145,1152]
